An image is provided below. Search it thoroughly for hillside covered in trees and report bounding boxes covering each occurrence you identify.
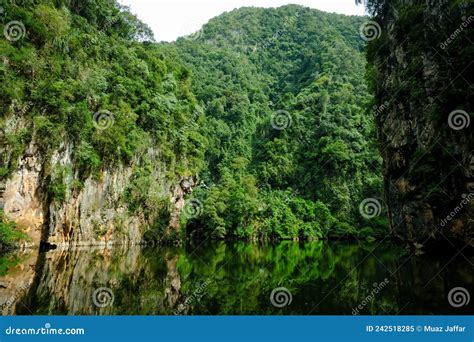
[1,0,473,319]
[0,0,399,248]
[1,0,207,247]
[171,5,385,240]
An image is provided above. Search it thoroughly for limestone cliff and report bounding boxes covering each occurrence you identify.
[365,0,473,245]
[0,114,194,247]
[0,1,204,249]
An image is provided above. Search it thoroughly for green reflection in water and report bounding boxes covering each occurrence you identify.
[8,241,473,315]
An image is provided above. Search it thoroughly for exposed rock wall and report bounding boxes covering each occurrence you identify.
[44,142,143,247]
[2,142,44,247]
[367,1,473,245]
[0,117,193,247]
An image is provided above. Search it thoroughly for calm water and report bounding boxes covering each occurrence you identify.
[5,241,474,315]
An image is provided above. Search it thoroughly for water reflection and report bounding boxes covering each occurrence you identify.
[1,241,472,315]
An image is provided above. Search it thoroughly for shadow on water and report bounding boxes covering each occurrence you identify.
[1,241,472,315]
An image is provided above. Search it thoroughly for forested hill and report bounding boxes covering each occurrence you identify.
[170,5,385,240]
[0,1,386,248]
[0,0,207,247]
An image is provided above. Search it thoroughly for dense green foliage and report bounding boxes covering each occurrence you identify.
[1,1,386,242]
[172,5,385,240]
[1,0,207,236]
[0,253,25,276]
[0,209,28,249]
[0,0,206,183]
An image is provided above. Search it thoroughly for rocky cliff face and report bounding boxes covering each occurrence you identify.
[366,1,473,245]
[0,114,193,248]
[0,1,205,250]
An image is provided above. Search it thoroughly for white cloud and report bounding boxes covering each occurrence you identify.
[119,0,366,42]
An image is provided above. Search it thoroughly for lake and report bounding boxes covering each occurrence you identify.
[2,241,473,315]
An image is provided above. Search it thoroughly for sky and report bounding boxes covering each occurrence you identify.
[118,0,366,42]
